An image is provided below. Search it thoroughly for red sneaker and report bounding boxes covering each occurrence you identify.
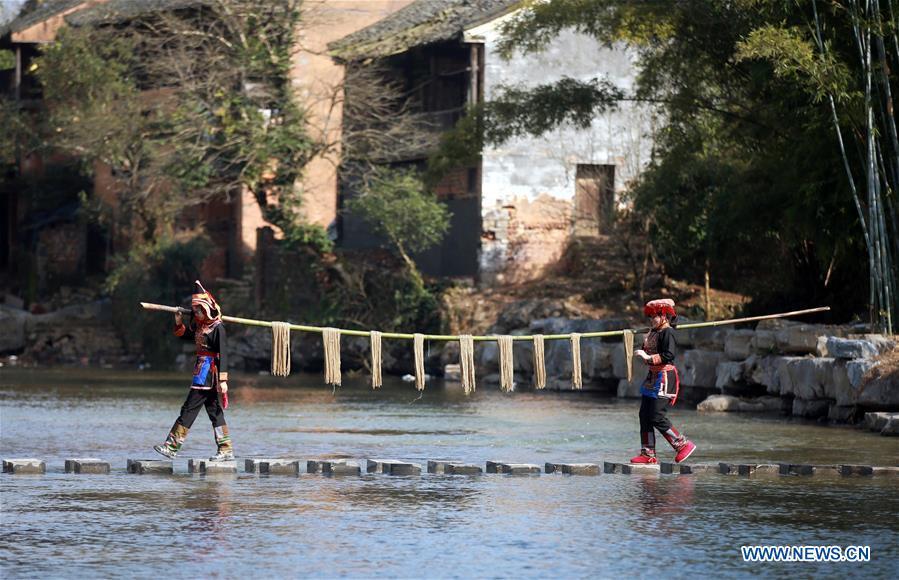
[674,440,696,463]
[630,452,658,464]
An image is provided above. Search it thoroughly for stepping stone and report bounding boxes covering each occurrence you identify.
[545,462,599,475]
[307,459,357,474]
[127,459,172,474]
[486,461,541,475]
[65,458,110,474]
[188,459,237,474]
[427,461,482,475]
[778,464,839,477]
[366,459,421,475]
[259,460,300,475]
[718,462,780,476]
[321,460,361,476]
[661,462,717,475]
[2,458,45,474]
[603,461,659,475]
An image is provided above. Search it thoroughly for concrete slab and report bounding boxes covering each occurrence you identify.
[427,461,482,475]
[65,458,109,474]
[259,460,300,475]
[321,460,361,476]
[126,459,172,474]
[718,463,780,476]
[545,462,599,475]
[2,458,45,474]
[779,464,839,476]
[188,459,237,474]
[245,458,282,473]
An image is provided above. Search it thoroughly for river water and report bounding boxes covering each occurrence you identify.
[1,368,897,578]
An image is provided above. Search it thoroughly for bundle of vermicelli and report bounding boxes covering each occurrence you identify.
[413,333,426,391]
[271,321,291,377]
[459,335,476,395]
[570,332,582,389]
[323,327,341,386]
[370,330,382,389]
[533,334,546,389]
[497,335,514,392]
[623,329,634,382]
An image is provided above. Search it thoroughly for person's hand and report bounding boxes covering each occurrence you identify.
[175,311,183,325]
[634,349,651,361]
[220,381,228,394]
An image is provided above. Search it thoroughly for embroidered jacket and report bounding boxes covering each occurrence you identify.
[639,326,678,399]
[175,316,228,389]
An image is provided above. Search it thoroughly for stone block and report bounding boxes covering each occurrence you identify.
[856,376,899,409]
[839,465,874,476]
[612,341,647,380]
[545,462,599,475]
[259,460,300,475]
[681,350,726,388]
[678,463,718,475]
[725,330,755,360]
[827,404,855,422]
[486,461,540,475]
[826,335,894,359]
[0,306,29,353]
[718,462,778,476]
[715,361,747,390]
[688,327,728,351]
[321,460,361,476]
[604,461,659,474]
[882,415,899,436]
[188,460,237,474]
[65,458,109,474]
[781,357,833,400]
[660,462,677,474]
[428,461,482,475]
[2,458,45,474]
[748,356,783,393]
[697,394,781,413]
[775,325,827,354]
[366,459,421,475]
[862,412,893,432]
[126,459,172,474]
[751,330,777,354]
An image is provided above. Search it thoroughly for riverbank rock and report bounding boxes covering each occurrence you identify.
[724,330,755,360]
[825,336,895,359]
[863,412,899,435]
[697,394,781,413]
[681,350,726,388]
[0,306,29,354]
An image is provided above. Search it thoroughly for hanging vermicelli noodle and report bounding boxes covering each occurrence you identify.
[370,330,382,389]
[413,333,426,391]
[270,321,291,377]
[623,329,635,383]
[570,332,582,389]
[497,335,514,392]
[533,334,546,389]
[323,327,341,386]
[459,335,476,395]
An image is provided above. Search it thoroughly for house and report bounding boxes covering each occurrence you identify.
[330,0,655,284]
[0,0,415,298]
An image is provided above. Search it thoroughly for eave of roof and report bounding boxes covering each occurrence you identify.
[328,0,520,62]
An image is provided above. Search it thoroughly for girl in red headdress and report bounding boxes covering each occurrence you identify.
[154,281,234,461]
[631,298,696,464]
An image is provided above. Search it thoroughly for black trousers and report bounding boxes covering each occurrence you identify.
[176,388,226,430]
[639,395,672,436]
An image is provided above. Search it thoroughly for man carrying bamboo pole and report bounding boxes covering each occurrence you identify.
[154,281,234,461]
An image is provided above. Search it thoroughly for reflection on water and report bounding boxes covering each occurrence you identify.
[1,368,898,577]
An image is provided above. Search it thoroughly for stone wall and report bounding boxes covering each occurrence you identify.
[472,317,898,421]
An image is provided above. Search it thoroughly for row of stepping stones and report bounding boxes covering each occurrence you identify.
[4,458,898,477]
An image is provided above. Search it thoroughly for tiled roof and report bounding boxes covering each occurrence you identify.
[329,0,520,61]
[1,0,84,37]
[66,0,209,26]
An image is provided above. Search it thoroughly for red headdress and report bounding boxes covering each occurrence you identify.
[191,280,222,323]
[643,298,676,318]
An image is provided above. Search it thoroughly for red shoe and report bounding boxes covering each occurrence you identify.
[674,440,696,463]
[630,452,658,464]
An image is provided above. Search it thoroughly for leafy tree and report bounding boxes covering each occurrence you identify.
[449,0,892,325]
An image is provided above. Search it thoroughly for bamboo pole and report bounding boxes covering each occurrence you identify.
[141,302,830,342]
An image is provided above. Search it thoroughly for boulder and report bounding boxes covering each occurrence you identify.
[856,374,899,409]
[748,356,785,394]
[697,394,780,413]
[751,330,778,354]
[686,327,728,351]
[791,398,830,419]
[847,359,878,389]
[0,306,29,354]
[826,336,895,360]
[827,404,856,422]
[778,357,832,399]
[775,324,828,355]
[715,360,746,390]
[724,330,755,360]
[681,350,726,388]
